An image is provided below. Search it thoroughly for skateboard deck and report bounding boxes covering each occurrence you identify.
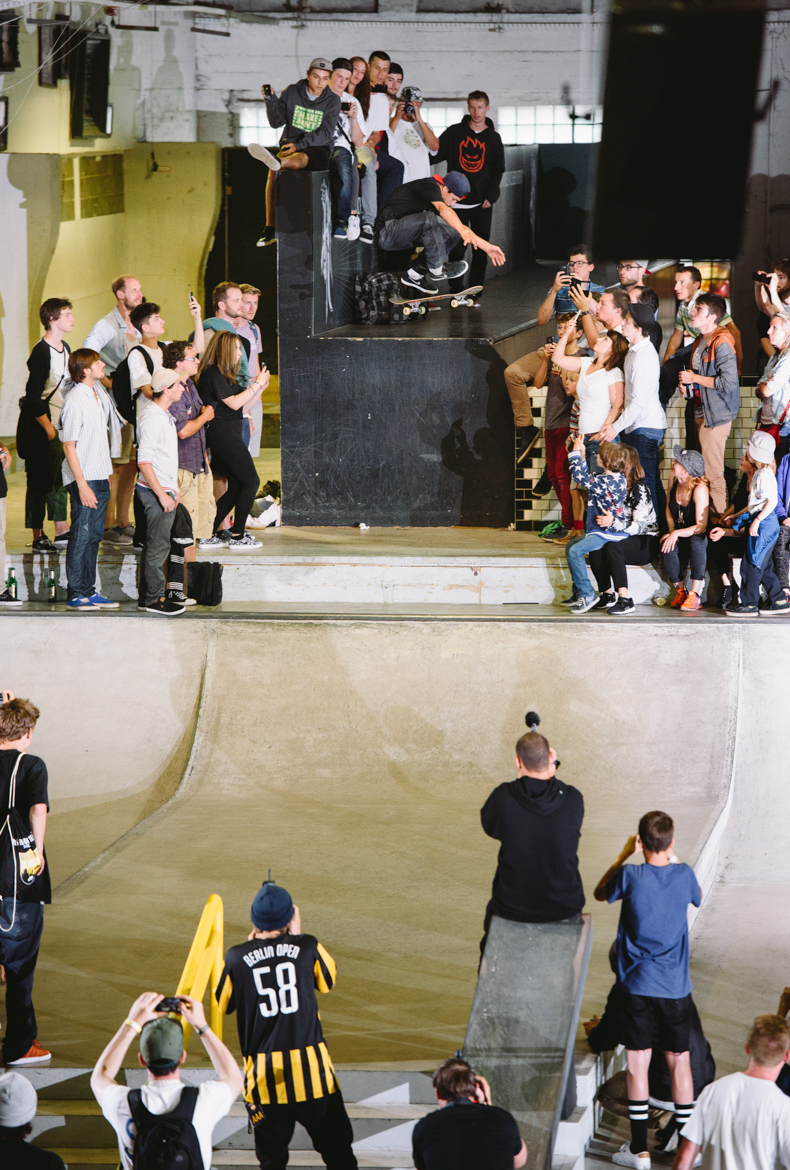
[389,285,483,316]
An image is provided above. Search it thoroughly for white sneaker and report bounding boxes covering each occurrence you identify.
[246,502,281,528]
[247,142,281,171]
[347,215,361,241]
[612,1142,650,1168]
[198,534,224,549]
[569,593,598,614]
[227,533,263,550]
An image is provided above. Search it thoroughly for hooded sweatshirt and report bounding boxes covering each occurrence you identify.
[264,79,341,151]
[481,774,585,923]
[431,115,505,208]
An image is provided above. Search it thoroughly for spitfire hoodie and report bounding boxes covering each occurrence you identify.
[431,115,506,208]
[481,773,585,923]
[264,79,341,151]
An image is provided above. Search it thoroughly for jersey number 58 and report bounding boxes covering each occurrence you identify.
[253,962,300,1017]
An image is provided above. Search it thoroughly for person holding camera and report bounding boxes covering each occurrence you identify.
[91,991,242,1170]
[249,59,341,248]
[536,245,606,326]
[412,1057,527,1170]
[216,877,356,1170]
[328,58,366,240]
[387,88,439,184]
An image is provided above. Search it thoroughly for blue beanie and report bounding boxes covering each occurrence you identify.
[251,880,294,930]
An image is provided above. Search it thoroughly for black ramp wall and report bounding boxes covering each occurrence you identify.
[276,171,516,527]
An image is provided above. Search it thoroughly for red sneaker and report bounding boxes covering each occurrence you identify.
[6,1041,52,1065]
[680,591,702,613]
[670,587,688,608]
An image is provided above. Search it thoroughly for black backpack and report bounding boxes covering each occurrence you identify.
[186,562,223,606]
[128,1084,202,1170]
[110,345,158,424]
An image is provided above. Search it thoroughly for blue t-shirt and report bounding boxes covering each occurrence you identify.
[606,861,701,998]
[551,280,606,316]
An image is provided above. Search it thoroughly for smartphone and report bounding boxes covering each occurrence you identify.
[341,101,352,113]
[262,84,274,98]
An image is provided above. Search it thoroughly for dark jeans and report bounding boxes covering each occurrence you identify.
[376,213,460,271]
[662,534,708,584]
[376,150,404,206]
[136,487,176,605]
[625,427,666,526]
[742,540,783,605]
[330,147,354,226]
[659,343,693,408]
[589,534,653,593]
[773,524,790,588]
[252,1091,357,1170]
[0,900,44,1062]
[448,205,493,290]
[66,478,110,600]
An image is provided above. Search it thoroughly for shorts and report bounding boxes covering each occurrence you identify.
[620,991,693,1053]
[177,468,216,540]
[112,422,136,466]
[290,144,332,171]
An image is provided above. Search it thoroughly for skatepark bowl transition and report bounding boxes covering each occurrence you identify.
[3,615,789,1167]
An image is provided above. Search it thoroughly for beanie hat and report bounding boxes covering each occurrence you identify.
[672,444,706,479]
[748,430,776,464]
[251,879,294,931]
[628,303,656,335]
[440,171,471,198]
[0,1071,37,1127]
[140,1017,185,1071]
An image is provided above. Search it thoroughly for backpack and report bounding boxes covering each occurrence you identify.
[110,345,156,424]
[128,1084,202,1170]
[354,271,400,324]
[186,562,223,606]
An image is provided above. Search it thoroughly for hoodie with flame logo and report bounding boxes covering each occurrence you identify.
[430,114,505,207]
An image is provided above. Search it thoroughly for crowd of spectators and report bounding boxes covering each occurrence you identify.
[508,251,790,615]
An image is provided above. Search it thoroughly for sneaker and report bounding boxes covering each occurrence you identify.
[347,216,361,241]
[725,603,758,617]
[609,596,636,615]
[256,227,276,248]
[333,224,348,239]
[0,589,22,607]
[539,521,563,540]
[166,588,196,607]
[401,272,439,296]
[53,531,70,547]
[516,425,540,464]
[569,594,598,614]
[559,590,579,607]
[680,590,702,613]
[198,534,225,550]
[102,528,132,545]
[442,260,469,280]
[115,524,135,538]
[227,533,263,550]
[86,592,119,609]
[6,1041,52,1066]
[612,1143,650,1168]
[670,586,688,608]
[247,142,281,171]
[591,591,617,611]
[31,535,57,552]
[66,596,96,611]
[759,597,790,616]
[548,530,574,545]
[528,469,552,497]
[145,596,185,616]
[360,224,374,244]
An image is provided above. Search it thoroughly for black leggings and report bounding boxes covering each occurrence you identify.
[662,533,708,583]
[209,426,260,536]
[588,534,652,593]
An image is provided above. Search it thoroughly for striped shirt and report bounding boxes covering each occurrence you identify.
[216,933,339,1109]
[60,381,113,485]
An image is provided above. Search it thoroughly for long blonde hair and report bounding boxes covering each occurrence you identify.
[196,330,240,386]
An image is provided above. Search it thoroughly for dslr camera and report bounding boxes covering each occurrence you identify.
[563,262,587,290]
[400,86,423,116]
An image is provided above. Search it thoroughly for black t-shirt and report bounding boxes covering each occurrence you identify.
[197,365,242,433]
[375,177,443,234]
[0,750,51,904]
[412,1099,522,1170]
[0,1138,65,1168]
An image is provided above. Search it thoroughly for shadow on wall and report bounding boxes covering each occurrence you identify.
[111,30,143,144]
[7,154,61,347]
[147,28,190,142]
[733,172,790,377]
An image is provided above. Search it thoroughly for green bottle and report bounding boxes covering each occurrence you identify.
[6,567,16,600]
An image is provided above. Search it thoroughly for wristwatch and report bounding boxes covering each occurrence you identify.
[196,1024,210,1036]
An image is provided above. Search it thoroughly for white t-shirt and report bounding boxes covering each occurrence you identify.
[334,93,363,153]
[46,344,70,430]
[137,401,179,493]
[576,356,624,435]
[388,118,433,183]
[681,1072,790,1170]
[366,91,390,134]
[100,1078,234,1170]
[129,345,163,392]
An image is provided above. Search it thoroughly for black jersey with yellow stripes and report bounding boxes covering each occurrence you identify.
[216,933,339,1107]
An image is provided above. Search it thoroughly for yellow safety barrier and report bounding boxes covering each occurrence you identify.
[175,893,224,1045]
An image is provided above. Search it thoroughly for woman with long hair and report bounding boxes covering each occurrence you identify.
[347,57,370,120]
[587,444,658,615]
[196,331,269,549]
[660,446,710,612]
[551,320,628,474]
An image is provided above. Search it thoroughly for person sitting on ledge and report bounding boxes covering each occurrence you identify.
[374,172,505,296]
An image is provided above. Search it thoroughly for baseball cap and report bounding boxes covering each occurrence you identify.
[436,171,471,198]
[140,1017,185,1071]
[628,303,656,335]
[151,368,183,393]
[0,1072,37,1127]
[672,444,705,479]
[251,879,294,930]
[748,430,776,464]
[308,57,333,73]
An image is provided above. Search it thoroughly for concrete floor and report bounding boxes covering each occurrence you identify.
[3,617,740,1073]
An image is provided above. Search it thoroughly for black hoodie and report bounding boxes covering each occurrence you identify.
[481,774,585,923]
[431,115,506,207]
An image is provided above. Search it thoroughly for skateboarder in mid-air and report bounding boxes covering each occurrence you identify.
[374,172,506,296]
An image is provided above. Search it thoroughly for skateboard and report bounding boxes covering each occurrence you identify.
[389,285,483,318]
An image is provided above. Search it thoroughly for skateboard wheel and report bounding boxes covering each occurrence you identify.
[403,305,411,316]
[450,299,459,308]
[419,305,426,315]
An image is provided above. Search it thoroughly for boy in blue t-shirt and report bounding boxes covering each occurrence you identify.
[594,810,701,1170]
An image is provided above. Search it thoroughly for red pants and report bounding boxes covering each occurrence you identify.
[545,428,572,527]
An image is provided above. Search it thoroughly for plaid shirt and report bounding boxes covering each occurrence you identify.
[60,381,113,485]
[675,290,732,341]
[168,377,209,475]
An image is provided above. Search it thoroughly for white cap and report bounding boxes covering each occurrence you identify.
[0,1071,37,1127]
[748,430,776,464]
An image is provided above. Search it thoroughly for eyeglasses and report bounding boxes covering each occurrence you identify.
[567,261,589,269]
[618,263,642,271]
